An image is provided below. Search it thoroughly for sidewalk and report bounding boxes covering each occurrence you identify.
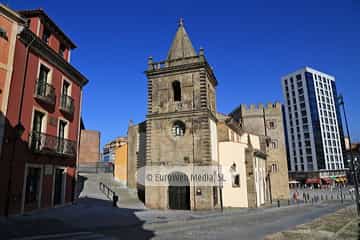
[264,205,358,240]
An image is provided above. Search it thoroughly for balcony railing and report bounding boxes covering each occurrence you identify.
[29,131,76,157]
[60,95,74,115]
[34,81,56,105]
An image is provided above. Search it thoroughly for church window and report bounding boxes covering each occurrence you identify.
[172,81,181,102]
[267,120,276,129]
[233,175,240,187]
[271,163,278,173]
[172,121,185,136]
[230,163,240,187]
[270,140,278,149]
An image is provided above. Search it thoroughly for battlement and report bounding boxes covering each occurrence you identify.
[233,102,282,114]
[147,54,204,71]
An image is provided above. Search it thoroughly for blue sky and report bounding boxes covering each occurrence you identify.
[6,0,360,146]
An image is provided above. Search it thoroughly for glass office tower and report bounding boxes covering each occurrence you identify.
[282,67,345,174]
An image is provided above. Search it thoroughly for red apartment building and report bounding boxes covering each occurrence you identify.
[0,4,88,215]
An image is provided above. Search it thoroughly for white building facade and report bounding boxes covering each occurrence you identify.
[282,67,346,176]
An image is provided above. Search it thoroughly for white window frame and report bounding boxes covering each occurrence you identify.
[30,107,48,134]
[37,60,53,84]
[61,78,72,97]
[57,117,69,139]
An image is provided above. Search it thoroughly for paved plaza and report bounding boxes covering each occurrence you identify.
[1,174,357,239]
[0,197,353,240]
[265,205,358,240]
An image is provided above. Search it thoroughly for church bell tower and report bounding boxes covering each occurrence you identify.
[145,19,219,210]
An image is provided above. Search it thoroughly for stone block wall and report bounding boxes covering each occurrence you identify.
[231,103,290,200]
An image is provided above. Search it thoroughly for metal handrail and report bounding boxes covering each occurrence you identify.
[99,182,118,204]
[34,80,56,104]
[29,131,76,157]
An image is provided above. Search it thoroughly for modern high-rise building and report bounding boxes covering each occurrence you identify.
[281,67,346,181]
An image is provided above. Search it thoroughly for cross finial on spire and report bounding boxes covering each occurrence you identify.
[167,17,196,60]
[179,18,184,27]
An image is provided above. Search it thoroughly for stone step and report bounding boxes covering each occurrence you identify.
[78,173,145,209]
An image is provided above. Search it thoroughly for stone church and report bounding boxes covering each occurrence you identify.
[144,19,219,210]
[125,20,290,210]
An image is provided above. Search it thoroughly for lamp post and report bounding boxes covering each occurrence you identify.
[338,94,360,216]
[267,170,273,204]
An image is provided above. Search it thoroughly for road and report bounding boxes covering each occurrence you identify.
[1,197,351,240]
[117,203,349,240]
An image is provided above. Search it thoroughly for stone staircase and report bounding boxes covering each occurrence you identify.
[78,173,145,209]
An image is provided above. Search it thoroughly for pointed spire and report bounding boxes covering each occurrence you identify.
[179,18,184,27]
[167,18,197,60]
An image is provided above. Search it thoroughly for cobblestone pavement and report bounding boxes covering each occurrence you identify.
[0,197,351,240]
[264,205,359,240]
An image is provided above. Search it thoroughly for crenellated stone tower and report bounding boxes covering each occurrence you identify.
[145,19,219,210]
[230,103,290,200]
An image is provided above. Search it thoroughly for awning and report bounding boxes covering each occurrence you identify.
[306,178,321,184]
[335,177,347,183]
[321,177,333,184]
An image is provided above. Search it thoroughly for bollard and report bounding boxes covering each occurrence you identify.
[277,200,280,208]
[288,199,290,206]
[113,195,118,207]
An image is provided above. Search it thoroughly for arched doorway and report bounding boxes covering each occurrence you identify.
[168,172,190,210]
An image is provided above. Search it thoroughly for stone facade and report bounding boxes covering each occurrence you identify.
[230,103,290,200]
[127,122,146,189]
[144,20,219,210]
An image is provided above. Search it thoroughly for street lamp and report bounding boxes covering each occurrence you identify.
[338,94,360,216]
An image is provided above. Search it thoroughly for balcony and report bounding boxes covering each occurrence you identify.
[60,95,74,115]
[29,131,76,157]
[34,81,56,105]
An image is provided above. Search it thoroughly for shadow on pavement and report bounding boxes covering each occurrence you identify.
[0,197,155,240]
[75,175,88,199]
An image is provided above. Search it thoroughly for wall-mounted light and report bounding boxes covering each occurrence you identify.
[196,188,202,196]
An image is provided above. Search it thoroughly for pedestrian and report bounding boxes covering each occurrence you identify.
[293,191,298,203]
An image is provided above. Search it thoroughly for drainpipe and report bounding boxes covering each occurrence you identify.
[5,28,35,216]
[74,89,83,202]
[262,107,272,203]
